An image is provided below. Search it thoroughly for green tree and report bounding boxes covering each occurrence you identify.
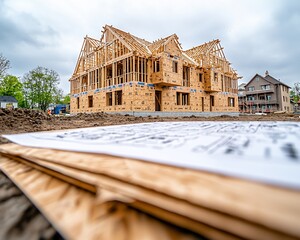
[52,88,64,104]
[291,82,300,103]
[56,94,70,104]
[23,66,62,111]
[0,53,10,79]
[0,75,24,107]
[62,94,70,104]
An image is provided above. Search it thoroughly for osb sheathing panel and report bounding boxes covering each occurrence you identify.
[203,69,223,92]
[165,39,181,56]
[162,55,183,86]
[71,85,156,113]
[151,39,183,86]
[160,89,238,112]
[151,68,164,85]
[71,84,238,113]
[151,55,183,86]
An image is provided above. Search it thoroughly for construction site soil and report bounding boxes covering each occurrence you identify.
[1,108,300,144]
[1,108,300,240]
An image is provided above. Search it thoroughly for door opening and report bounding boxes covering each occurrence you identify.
[210,96,214,112]
[155,91,162,111]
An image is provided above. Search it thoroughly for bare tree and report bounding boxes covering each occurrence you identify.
[294,82,300,96]
[0,53,10,78]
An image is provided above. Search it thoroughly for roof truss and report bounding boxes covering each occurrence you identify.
[103,26,133,53]
[184,39,227,61]
[72,36,101,76]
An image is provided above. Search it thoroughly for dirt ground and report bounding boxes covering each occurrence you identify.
[1,108,300,144]
[0,108,300,239]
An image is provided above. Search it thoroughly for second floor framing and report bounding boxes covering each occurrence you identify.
[70,25,239,95]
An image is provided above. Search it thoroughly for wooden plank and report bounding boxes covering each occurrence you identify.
[1,144,300,239]
[0,152,256,239]
[0,156,230,240]
[1,143,299,236]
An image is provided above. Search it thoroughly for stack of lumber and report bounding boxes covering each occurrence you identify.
[1,143,300,240]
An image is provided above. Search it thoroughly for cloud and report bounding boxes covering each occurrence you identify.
[0,0,299,93]
[0,0,61,79]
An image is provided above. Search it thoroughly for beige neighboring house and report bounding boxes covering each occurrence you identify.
[0,96,18,109]
[69,25,239,115]
[238,71,291,113]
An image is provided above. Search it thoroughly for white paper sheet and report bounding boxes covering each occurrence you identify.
[3,121,300,189]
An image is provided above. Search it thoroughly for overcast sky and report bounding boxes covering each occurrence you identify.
[0,0,299,93]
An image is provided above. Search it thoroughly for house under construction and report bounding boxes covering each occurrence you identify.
[70,25,239,114]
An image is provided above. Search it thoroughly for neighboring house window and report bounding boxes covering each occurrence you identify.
[248,96,255,101]
[172,61,178,73]
[115,90,122,105]
[88,96,93,108]
[255,77,259,82]
[176,92,190,105]
[248,86,254,91]
[259,95,265,100]
[106,92,113,106]
[267,95,272,101]
[228,97,235,107]
[261,85,270,90]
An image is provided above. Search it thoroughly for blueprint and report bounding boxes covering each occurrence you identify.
[3,121,300,188]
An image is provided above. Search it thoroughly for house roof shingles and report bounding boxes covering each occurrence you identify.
[265,75,290,88]
[0,96,18,103]
[246,74,290,88]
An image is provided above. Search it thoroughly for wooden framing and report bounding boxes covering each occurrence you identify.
[69,25,240,113]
